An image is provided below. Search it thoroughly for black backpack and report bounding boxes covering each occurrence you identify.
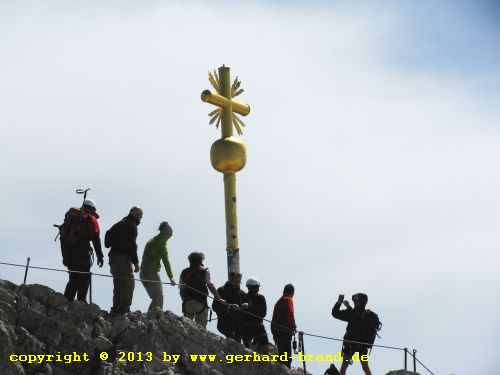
[180,267,209,304]
[104,223,116,248]
[104,220,126,249]
[360,310,382,348]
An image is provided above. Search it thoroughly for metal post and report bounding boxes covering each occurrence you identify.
[413,349,417,373]
[89,272,93,305]
[404,348,408,370]
[23,257,31,285]
[299,331,307,374]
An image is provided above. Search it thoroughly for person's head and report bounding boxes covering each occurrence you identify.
[158,221,172,239]
[82,199,97,213]
[129,206,143,225]
[352,293,368,310]
[246,277,260,294]
[283,283,294,297]
[229,271,242,288]
[188,252,205,267]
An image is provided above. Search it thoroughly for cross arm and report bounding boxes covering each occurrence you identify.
[201,90,251,116]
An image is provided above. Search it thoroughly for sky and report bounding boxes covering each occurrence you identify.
[1,1,500,374]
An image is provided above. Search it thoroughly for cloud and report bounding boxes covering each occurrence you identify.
[0,2,499,374]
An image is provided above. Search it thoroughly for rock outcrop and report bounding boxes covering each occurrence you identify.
[0,279,305,375]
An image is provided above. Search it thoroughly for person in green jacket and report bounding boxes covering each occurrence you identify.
[140,221,176,312]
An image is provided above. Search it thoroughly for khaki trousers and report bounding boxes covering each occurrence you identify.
[140,267,163,312]
[183,300,208,328]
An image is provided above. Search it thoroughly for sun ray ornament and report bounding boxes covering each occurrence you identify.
[201,65,251,275]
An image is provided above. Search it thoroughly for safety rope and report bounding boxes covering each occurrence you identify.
[0,260,434,374]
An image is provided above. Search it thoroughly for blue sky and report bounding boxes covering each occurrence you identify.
[1,1,499,375]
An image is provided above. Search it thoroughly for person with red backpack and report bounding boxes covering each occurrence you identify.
[332,293,381,375]
[60,199,104,302]
[179,252,224,328]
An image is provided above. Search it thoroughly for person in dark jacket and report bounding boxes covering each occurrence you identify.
[62,199,104,302]
[179,252,223,328]
[271,283,297,368]
[212,271,247,342]
[240,277,269,349]
[332,293,373,375]
[105,206,143,317]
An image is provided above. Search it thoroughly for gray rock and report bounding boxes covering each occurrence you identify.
[1,279,311,375]
[93,335,113,352]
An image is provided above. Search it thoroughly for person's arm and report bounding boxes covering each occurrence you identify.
[89,217,104,266]
[130,223,139,267]
[288,298,297,331]
[332,295,351,322]
[179,270,190,303]
[92,236,104,265]
[207,270,226,312]
[160,242,174,281]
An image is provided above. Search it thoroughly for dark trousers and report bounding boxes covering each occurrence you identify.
[242,323,269,347]
[110,253,135,315]
[64,264,91,302]
[217,316,242,343]
[273,332,292,368]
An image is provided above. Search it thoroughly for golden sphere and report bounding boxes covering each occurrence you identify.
[210,137,247,173]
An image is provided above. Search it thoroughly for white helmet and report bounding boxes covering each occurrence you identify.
[83,199,96,210]
[246,277,260,288]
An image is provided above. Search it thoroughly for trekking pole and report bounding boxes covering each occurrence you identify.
[404,348,408,370]
[298,331,307,374]
[412,349,417,373]
[23,257,31,285]
[89,272,93,305]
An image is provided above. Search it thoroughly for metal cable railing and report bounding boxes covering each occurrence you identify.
[0,258,434,375]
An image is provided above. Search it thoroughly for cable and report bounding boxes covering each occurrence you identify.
[414,355,435,375]
[0,259,434,374]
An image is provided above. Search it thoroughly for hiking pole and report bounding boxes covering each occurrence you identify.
[23,257,31,285]
[404,348,408,370]
[89,272,93,305]
[299,331,307,374]
[412,349,417,373]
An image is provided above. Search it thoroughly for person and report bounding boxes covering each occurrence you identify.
[240,277,269,349]
[271,283,297,368]
[332,293,380,375]
[105,206,143,317]
[140,221,176,313]
[212,271,247,342]
[61,199,104,302]
[179,252,224,328]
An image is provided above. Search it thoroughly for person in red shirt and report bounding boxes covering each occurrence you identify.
[271,284,297,368]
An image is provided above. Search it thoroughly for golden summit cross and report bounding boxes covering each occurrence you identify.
[201,65,251,276]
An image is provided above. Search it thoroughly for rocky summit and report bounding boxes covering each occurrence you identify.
[0,279,308,375]
[0,279,421,375]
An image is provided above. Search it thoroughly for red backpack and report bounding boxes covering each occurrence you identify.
[59,207,93,247]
